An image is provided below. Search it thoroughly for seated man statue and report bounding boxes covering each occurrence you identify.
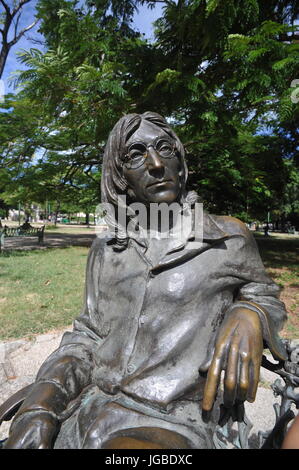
[2,112,288,449]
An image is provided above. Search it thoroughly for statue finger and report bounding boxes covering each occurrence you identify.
[223,343,239,408]
[247,357,261,402]
[236,352,250,403]
[202,349,225,412]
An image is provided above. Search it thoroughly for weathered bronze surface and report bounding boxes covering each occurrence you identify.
[2,112,289,449]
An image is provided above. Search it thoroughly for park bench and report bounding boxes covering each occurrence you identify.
[0,223,45,252]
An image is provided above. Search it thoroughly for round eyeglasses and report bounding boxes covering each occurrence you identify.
[123,137,176,169]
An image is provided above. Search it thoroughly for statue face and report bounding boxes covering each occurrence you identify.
[122,120,182,205]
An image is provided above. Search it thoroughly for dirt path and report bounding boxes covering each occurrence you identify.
[1,231,98,251]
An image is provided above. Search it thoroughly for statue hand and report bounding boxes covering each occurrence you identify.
[199,307,263,412]
[3,411,59,449]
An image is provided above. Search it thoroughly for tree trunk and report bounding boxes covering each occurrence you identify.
[54,201,60,226]
[0,45,9,80]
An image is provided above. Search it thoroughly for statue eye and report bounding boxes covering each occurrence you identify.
[124,143,147,168]
[128,146,146,161]
[157,140,173,156]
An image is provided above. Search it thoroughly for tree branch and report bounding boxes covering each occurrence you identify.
[62,165,79,185]
[0,0,39,78]
[9,18,39,47]
[0,0,10,15]
[14,12,22,38]
[84,165,100,183]
[12,0,32,18]
[26,35,46,46]
[142,0,172,6]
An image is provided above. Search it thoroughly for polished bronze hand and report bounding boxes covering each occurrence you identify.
[199,307,263,412]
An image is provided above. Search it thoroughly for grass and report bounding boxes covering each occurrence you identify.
[254,233,299,340]
[46,225,98,235]
[0,232,298,342]
[0,246,88,340]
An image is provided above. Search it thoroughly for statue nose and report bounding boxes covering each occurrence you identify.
[146,146,164,170]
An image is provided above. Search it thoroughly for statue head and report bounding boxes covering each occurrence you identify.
[101,112,195,248]
[101,111,188,208]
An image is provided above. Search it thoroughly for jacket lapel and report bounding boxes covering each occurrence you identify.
[150,212,239,275]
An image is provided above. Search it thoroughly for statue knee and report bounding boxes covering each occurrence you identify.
[102,427,190,449]
[103,436,165,449]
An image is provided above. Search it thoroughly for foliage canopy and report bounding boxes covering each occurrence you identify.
[0,0,298,225]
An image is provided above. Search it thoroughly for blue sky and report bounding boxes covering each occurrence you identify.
[1,0,163,95]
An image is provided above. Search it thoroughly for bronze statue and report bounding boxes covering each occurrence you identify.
[2,112,288,449]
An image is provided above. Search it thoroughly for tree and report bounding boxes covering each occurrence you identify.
[0,0,39,78]
[0,0,298,225]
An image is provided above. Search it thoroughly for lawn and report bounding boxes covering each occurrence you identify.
[254,233,299,340]
[0,233,298,341]
[0,246,88,340]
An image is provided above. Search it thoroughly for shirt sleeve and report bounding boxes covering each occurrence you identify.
[222,217,288,361]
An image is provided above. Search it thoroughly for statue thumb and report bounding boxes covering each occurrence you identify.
[198,330,218,373]
[198,351,214,373]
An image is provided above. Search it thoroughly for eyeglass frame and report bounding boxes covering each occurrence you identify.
[122,136,177,169]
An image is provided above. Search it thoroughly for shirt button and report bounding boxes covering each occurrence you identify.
[127,364,135,373]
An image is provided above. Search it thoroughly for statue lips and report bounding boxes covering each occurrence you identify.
[146,179,173,189]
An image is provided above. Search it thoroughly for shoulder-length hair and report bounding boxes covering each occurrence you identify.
[101,111,195,249]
